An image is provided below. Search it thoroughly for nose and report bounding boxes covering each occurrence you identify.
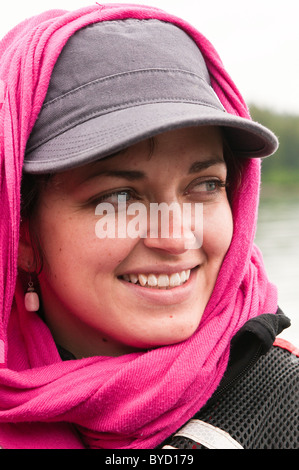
[143,236,190,255]
[143,202,202,255]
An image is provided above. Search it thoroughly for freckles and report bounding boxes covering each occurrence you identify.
[96,236,137,263]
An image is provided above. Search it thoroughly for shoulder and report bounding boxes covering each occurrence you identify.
[200,341,299,449]
[159,340,299,449]
[265,339,299,397]
[273,337,299,357]
[258,340,299,411]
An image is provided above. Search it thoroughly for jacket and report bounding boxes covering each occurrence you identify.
[159,308,299,449]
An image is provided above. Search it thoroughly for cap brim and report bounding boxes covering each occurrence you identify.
[24,102,278,174]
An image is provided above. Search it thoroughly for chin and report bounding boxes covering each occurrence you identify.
[140,319,201,350]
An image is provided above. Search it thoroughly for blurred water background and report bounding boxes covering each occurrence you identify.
[256,190,299,346]
[252,106,299,346]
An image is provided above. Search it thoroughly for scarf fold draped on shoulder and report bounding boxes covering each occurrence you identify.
[0,3,278,449]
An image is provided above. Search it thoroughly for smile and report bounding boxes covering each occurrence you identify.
[120,270,191,289]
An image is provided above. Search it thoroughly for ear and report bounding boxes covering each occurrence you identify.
[18,220,36,272]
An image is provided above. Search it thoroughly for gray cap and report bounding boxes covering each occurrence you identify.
[24,19,278,174]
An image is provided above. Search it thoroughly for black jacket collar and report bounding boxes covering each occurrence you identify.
[204,307,291,407]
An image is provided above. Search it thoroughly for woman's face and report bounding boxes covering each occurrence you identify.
[27,126,233,357]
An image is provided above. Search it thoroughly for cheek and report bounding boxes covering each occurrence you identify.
[203,202,233,258]
[36,210,136,280]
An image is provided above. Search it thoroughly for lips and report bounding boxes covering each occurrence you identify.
[120,269,191,289]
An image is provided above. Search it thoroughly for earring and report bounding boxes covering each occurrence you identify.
[24,276,40,312]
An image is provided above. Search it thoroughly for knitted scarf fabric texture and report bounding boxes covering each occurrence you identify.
[0,3,278,449]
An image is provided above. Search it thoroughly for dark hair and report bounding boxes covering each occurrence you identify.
[20,173,53,274]
[222,138,243,204]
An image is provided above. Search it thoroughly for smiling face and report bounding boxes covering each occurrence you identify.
[21,126,233,358]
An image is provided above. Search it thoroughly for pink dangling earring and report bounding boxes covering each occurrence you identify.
[24,276,40,312]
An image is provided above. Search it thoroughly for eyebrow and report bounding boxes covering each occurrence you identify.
[81,157,225,184]
[188,158,226,173]
[93,169,146,180]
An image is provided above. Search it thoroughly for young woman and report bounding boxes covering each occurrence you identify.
[0,3,297,449]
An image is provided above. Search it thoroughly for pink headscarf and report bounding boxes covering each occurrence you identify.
[0,4,277,449]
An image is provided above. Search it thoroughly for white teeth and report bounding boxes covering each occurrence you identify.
[122,269,192,288]
[129,274,138,284]
[138,274,147,287]
[148,274,158,287]
[169,273,181,287]
[158,274,169,287]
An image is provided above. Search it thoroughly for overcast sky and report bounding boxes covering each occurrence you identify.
[1,0,298,115]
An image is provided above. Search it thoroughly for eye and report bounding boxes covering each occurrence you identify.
[98,190,133,204]
[184,178,227,198]
[89,189,140,207]
[201,181,218,192]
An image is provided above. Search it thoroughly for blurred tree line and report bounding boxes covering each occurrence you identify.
[250,105,299,187]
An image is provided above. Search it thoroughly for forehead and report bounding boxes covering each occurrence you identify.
[51,126,225,189]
